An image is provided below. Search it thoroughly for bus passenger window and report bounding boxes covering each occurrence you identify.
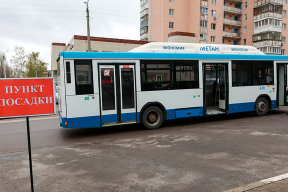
[74,60,94,95]
[232,60,274,86]
[140,60,199,91]
[66,62,71,83]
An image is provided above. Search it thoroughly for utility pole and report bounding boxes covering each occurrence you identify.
[85,0,91,52]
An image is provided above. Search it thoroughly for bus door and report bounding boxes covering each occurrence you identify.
[203,63,229,115]
[99,64,137,125]
[219,64,228,110]
[277,63,288,106]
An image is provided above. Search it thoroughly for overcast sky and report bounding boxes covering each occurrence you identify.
[0,0,140,69]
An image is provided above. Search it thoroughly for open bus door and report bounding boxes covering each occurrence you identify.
[277,63,288,107]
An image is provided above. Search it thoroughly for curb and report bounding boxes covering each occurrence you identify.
[224,173,288,192]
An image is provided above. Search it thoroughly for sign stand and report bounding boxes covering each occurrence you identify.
[0,78,56,192]
[26,117,34,192]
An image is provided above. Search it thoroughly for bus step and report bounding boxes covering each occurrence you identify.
[102,121,137,127]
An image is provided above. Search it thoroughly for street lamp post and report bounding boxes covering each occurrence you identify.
[84,0,91,52]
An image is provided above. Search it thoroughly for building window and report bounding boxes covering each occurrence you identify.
[169,0,174,3]
[223,27,225,31]
[222,39,224,44]
[201,7,208,14]
[211,23,216,29]
[282,37,286,45]
[283,23,287,30]
[245,2,247,8]
[284,0,287,4]
[283,10,287,17]
[211,36,216,43]
[169,9,174,16]
[244,14,247,21]
[169,22,174,29]
[244,27,247,33]
[244,39,246,45]
[140,60,199,91]
[212,0,216,4]
[200,20,208,27]
[211,10,216,17]
[281,49,285,55]
[234,40,238,45]
[200,33,207,40]
[234,16,238,21]
[75,60,94,95]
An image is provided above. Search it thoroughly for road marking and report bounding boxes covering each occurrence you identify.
[0,116,58,124]
[260,173,288,184]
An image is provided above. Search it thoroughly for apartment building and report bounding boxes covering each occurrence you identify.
[140,0,288,55]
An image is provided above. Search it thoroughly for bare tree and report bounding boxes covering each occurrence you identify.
[0,52,12,78]
[10,46,27,78]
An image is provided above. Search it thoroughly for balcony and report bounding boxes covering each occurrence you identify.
[140,2,149,12]
[201,15,208,20]
[255,0,283,8]
[223,19,242,26]
[257,46,282,55]
[223,32,241,38]
[223,6,242,15]
[254,12,282,21]
[254,25,282,34]
[140,33,148,40]
[253,40,282,48]
[253,32,282,42]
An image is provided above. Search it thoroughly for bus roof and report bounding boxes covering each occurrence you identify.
[59,51,288,61]
[129,42,265,55]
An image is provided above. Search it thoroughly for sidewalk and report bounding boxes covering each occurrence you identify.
[225,177,288,192]
[249,178,288,192]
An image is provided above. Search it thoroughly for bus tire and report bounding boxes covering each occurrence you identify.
[142,106,164,130]
[255,97,269,116]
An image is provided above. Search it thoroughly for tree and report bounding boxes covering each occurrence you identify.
[26,52,47,77]
[10,46,26,78]
[0,52,12,78]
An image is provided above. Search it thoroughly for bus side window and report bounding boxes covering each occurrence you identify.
[66,62,71,83]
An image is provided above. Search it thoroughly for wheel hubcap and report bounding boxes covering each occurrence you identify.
[146,110,160,126]
[149,114,157,122]
[258,101,267,112]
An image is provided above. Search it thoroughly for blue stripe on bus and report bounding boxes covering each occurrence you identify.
[272,100,277,109]
[167,109,176,120]
[61,52,288,61]
[61,116,101,128]
[175,107,203,118]
[102,114,117,124]
[61,100,277,128]
[229,100,276,113]
[121,112,137,122]
[229,102,255,113]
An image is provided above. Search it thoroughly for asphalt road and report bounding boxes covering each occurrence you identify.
[1,109,288,192]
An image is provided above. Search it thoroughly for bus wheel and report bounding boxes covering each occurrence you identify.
[255,97,269,116]
[142,106,164,130]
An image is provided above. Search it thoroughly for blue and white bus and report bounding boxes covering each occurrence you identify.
[57,42,288,129]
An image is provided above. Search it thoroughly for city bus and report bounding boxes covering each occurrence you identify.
[57,42,288,129]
